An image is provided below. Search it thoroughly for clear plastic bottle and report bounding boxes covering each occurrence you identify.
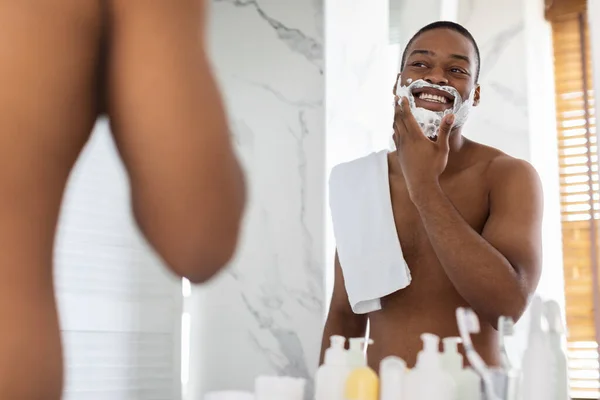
[314,335,350,400]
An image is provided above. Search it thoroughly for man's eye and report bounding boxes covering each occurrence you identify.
[451,68,467,74]
[412,62,427,68]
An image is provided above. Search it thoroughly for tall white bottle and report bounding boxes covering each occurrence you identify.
[379,356,407,400]
[314,335,350,400]
[441,337,481,400]
[544,300,570,400]
[521,296,555,400]
[405,333,456,400]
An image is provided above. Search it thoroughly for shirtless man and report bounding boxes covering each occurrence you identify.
[0,0,245,398]
[320,21,543,370]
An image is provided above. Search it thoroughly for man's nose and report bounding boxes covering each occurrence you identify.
[424,67,448,86]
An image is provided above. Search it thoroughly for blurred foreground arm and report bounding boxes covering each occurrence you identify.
[108,0,246,284]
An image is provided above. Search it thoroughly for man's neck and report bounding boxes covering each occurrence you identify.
[444,128,472,173]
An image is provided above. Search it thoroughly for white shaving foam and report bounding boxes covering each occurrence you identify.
[395,79,475,138]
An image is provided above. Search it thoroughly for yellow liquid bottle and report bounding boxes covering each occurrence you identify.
[344,338,379,400]
[345,366,379,400]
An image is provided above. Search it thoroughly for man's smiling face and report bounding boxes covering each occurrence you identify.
[400,28,481,112]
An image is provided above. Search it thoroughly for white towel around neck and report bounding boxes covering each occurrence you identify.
[328,150,411,314]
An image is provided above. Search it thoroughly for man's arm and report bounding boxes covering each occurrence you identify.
[107,0,246,284]
[409,156,543,327]
[320,252,368,364]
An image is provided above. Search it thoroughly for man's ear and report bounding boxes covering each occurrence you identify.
[473,84,481,106]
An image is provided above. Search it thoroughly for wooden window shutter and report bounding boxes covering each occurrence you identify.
[546,0,586,21]
[550,1,600,398]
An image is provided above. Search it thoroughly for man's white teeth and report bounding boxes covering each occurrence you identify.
[418,93,448,103]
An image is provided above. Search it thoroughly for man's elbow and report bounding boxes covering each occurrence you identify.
[165,233,241,283]
[486,294,529,330]
[138,215,243,284]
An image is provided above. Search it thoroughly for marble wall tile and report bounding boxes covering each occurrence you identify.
[187,0,325,398]
[324,0,392,306]
[458,0,531,160]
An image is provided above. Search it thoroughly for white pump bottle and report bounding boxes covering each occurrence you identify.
[405,333,456,400]
[314,335,350,400]
[441,337,481,400]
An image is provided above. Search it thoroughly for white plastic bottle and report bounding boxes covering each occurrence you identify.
[254,376,305,400]
[544,300,570,400]
[314,335,350,400]
[379,356,406,400]
[441,337,481,400]
[347,337,370,368]
[521,296,555,400]
[405,333,456,400]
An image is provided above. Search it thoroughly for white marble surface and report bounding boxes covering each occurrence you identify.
[389,0,448,45]
[458,0,531,160]
[187,0,325,398]
[326,0,393,171]
[325,0,398,312]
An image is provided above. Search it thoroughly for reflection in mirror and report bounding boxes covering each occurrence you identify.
[321,0,598,399]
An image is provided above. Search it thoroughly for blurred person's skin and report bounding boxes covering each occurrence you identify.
[0,0,246,398]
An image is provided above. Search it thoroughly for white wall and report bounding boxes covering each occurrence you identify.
[186,0,325,398]
[325,0,394,311]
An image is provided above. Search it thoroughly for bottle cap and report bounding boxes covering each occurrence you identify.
[441,337,463,372]
[347,337,373,368]
[416,333,441,368]
[324,335,347,366]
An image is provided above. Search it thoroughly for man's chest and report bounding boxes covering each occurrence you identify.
[388,170,490,260]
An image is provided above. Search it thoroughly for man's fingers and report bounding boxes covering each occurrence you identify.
[393,96,409,146]
[397,97,425,140]
[438,114,455,149]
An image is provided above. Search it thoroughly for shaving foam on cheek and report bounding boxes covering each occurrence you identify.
[394,79,475,138]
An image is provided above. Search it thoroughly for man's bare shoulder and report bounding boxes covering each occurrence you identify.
[462,141,542,197]
[487,154,540,186]
[465,141,538,180]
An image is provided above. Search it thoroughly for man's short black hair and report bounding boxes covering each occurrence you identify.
[400,21,481,82]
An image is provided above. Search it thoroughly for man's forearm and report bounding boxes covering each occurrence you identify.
[410,183,526,326]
